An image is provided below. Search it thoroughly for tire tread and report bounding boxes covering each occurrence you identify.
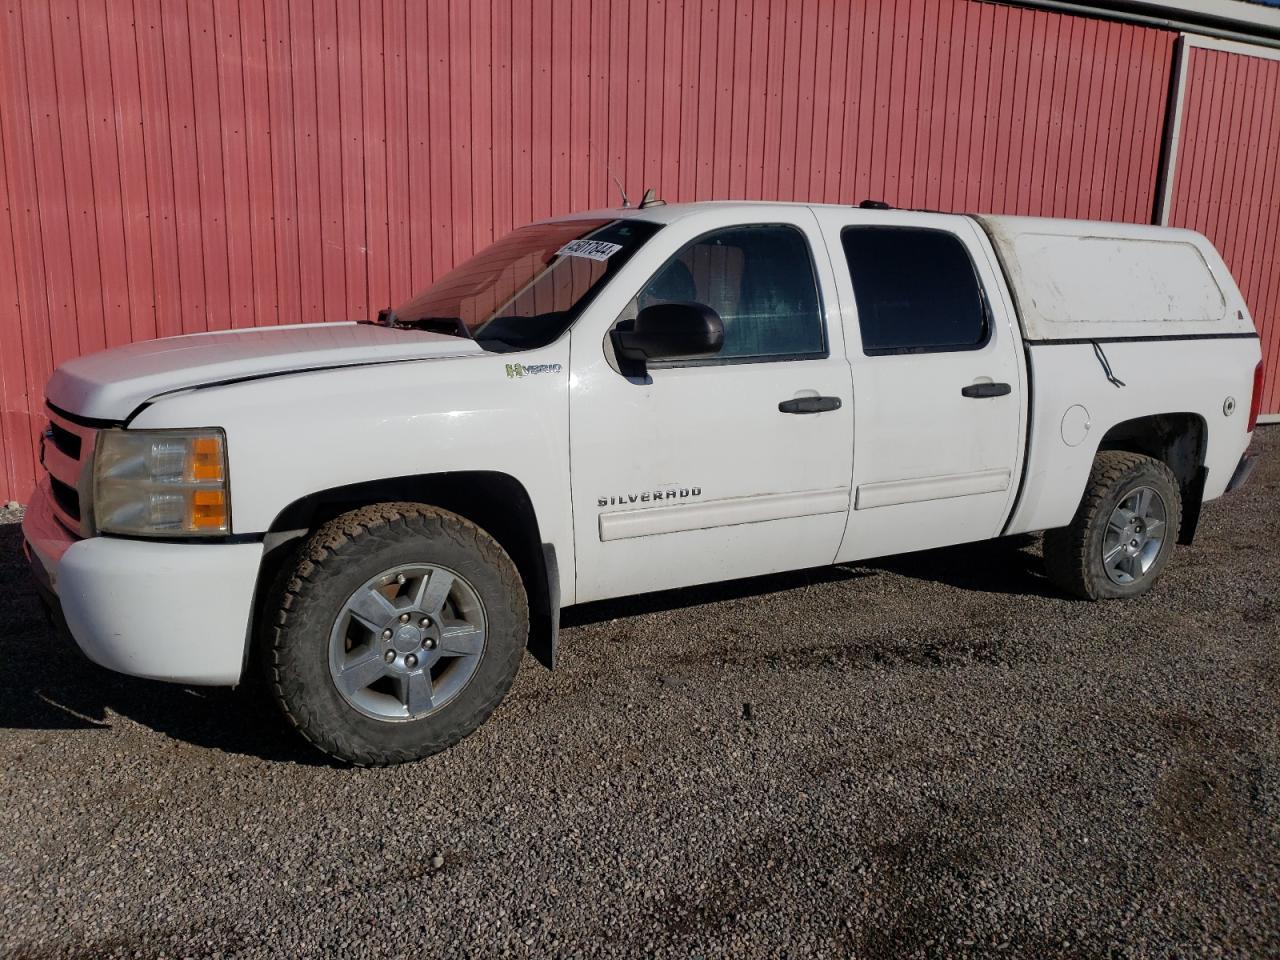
[265,502,526,766]
[1043,451,1180,601]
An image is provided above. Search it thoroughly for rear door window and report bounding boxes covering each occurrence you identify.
[841,227,988,355]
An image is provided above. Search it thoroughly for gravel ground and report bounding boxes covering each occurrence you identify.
[1,432,1278,959]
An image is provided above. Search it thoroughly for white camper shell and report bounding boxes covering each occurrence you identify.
[979,215,1255,341]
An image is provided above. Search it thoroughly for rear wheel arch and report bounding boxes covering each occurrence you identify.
[248,471,558,677]
[1094,412,1207,544]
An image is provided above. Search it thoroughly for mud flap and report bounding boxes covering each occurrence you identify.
[526,543,560,670]
[1178,465,1208,546]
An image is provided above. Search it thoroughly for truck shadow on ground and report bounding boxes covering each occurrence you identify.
[563,533,1058,628]
[561,563,875,628]
[0,523,1059,762]
[865,533,1060,599]
[0,524,328,765]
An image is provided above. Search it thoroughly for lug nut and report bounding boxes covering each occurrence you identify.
[383,650,395,663]
[396,573,406,584]
[382,628,394,640]
[405,654,418,669]
[420,617,431,628]
[424,638,436,650]
[399,613,411,624]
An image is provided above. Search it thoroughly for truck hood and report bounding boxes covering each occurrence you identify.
[46,322,486,421]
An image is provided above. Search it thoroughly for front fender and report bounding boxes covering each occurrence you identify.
[129,343,577,604]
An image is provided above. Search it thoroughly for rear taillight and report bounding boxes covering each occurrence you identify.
[1247,360,1264,433]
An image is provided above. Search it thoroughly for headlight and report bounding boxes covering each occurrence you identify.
[93,428,230,536]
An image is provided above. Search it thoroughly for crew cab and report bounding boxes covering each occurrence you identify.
[22,201,1263,765]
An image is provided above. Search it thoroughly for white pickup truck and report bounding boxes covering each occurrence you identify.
[22,201,1263,765]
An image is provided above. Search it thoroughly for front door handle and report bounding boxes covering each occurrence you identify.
[778,396,842,414]
[960,382,1012,399]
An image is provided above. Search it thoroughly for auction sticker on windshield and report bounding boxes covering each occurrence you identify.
[557,239,624,261]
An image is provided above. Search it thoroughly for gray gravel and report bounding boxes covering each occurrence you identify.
[2,432,1278,958]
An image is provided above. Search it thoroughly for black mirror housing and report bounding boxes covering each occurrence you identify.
[612,301,724,375]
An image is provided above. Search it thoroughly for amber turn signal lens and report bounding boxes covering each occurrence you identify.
[189,435,225,481]
[190,489,227,530]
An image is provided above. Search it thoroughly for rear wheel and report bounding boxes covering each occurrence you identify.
[265,502,527,765]
[1043,451,1181,600]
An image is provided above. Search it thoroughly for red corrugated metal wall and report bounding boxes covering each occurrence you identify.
[0,0,1181,502]
[1166,44,1280,413]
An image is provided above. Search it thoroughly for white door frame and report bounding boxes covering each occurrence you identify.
[1155,33,1280,226]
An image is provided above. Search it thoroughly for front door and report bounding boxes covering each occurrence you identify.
[811,210,1026,562]
[568,209,854,603]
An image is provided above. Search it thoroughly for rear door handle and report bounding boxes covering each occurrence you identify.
[778,396,842,414]
[960,382,1012,399]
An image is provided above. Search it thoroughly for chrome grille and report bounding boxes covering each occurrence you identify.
[41,408,97,537]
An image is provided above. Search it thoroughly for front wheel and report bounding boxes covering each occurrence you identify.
[1043,451,1182,600]
[265,502,528,766]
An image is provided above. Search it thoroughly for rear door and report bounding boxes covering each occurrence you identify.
[811,210,1026,561]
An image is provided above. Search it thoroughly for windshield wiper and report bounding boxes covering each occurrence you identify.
[375,308,471,340]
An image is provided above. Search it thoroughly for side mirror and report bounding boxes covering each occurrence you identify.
[611,301,724,376]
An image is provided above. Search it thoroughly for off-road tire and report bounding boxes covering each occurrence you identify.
[265,502,527,766]
[1043,451,1181,601]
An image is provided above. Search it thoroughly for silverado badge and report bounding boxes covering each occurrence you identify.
[598,487,702,508]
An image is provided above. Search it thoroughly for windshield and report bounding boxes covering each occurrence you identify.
[390,218,663,351]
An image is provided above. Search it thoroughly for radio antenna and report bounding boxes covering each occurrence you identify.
[590,138,629,208]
